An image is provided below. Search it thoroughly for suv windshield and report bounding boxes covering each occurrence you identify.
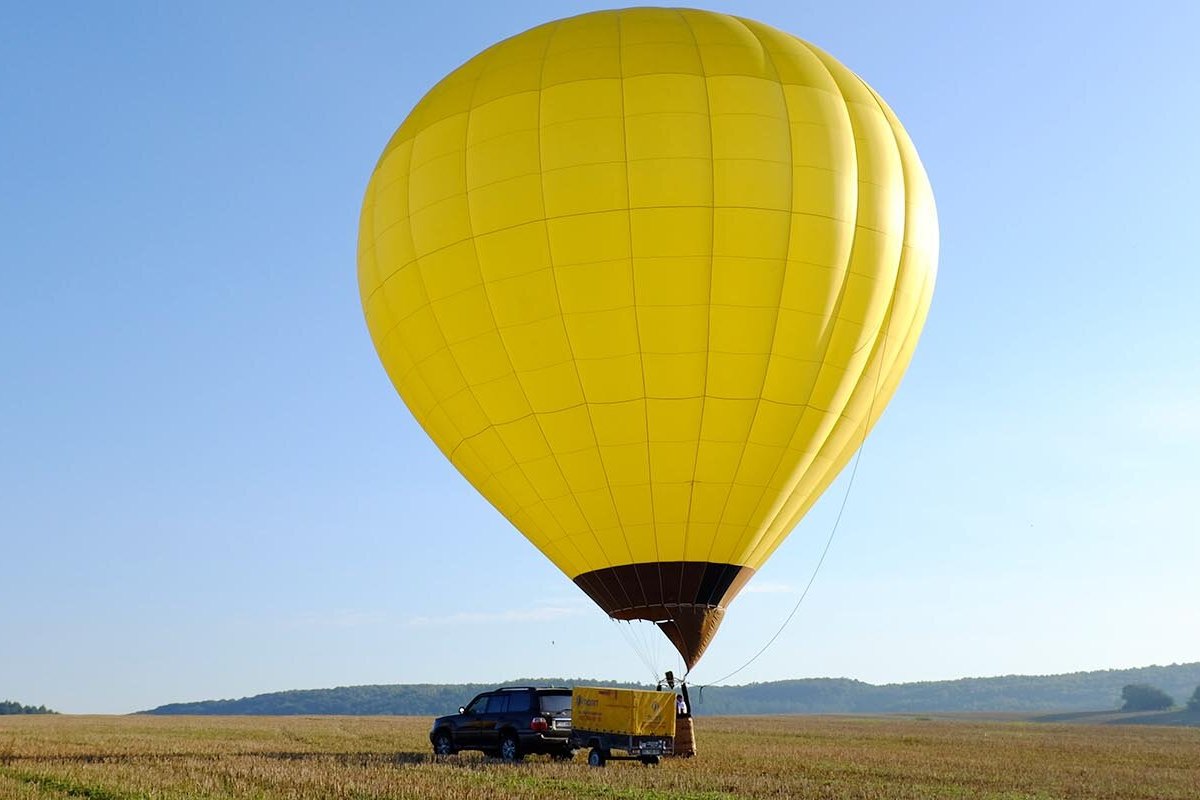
[538,693,572,715]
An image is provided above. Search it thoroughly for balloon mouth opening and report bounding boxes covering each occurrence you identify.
[574,561,754,668]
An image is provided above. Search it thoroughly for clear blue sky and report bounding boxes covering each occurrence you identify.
[2,1,1197,714]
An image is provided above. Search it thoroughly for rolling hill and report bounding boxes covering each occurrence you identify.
[140,662,1200,718]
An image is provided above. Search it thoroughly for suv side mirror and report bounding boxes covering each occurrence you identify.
[459,706,466,714]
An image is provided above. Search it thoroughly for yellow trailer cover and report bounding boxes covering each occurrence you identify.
[572,687,676,737]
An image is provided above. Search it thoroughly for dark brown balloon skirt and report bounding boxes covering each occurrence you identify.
[573,561,754,668]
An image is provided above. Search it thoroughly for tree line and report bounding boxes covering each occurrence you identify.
[0,700,56,715]
[141,663,1200,716]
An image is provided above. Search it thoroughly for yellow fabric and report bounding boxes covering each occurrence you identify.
[358,8,938,580]
[572,687,676,737]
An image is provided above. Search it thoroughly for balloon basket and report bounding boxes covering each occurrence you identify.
[670,715,696,758]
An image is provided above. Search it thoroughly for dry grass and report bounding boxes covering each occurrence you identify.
[0,713,1197,799]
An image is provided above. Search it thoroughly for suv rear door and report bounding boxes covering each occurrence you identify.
[537,690,573,731]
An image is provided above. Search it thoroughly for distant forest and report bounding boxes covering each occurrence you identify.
[0,700,56,715]
[140,663,1200,717]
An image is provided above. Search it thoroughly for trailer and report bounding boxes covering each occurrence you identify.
[570,686,676,767]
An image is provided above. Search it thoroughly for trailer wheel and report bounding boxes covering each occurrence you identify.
[587,747,607,768]
[640,755,660,766]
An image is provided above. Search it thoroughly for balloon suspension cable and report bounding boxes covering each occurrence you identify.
[690,327,895,696]
[613,618,663,685]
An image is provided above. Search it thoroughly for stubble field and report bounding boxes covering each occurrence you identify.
[1,714,1197,799]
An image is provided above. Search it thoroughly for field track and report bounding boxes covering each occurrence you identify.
[1,714,1197,799]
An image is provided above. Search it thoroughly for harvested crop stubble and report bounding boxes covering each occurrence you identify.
[1,713,1198,799]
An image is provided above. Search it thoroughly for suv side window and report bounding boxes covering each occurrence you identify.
[464,696,488,714]
[506,692,532,713]
[484,694,509,713]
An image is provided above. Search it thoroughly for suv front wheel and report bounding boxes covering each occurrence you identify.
[499,733,522,762]
[432,731,455,756]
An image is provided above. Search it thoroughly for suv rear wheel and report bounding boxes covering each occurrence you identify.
[499,733,522,762]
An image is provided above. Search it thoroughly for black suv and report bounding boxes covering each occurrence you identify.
[429,686,573,761]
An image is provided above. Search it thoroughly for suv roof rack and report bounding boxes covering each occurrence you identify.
[494,686,569,691]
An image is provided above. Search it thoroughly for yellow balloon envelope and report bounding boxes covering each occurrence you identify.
[358,7,938,668]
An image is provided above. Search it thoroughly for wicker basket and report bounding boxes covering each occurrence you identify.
[672,715,696,757]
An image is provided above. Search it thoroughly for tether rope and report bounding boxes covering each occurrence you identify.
[688,321,897,695]
[689,426,869,692]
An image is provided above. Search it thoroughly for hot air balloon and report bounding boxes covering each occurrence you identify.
[358,7,937,670]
